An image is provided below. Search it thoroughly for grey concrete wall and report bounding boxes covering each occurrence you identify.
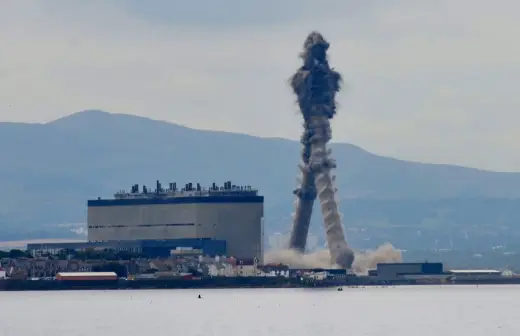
[87,204,197,241]
[87,202,264,262]
[195,203,264,262]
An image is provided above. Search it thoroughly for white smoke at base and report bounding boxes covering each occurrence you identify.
[264,243,402,275]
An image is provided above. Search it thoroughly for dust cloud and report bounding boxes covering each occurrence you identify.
[288,31,354,268]
[264,243,402,275]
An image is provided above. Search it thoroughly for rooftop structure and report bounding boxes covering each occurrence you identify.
[89,180,260,207]
[449,269,502,275]
[122,180,258,198]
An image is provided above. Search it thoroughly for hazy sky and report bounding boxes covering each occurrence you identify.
[1,0,519,171]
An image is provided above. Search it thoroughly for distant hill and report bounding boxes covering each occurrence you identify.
[2,110,520,250]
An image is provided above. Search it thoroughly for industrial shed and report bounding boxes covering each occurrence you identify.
[375,262,444,280]
[55,272,118,281]
[448,269,502,277]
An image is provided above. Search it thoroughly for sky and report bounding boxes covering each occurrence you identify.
[1,0,519,172]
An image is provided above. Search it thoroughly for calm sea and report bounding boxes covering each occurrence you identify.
[1,285,519,335]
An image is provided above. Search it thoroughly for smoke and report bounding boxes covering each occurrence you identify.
[265,243,402,275]
[265,248,334,269]
[350,243,403,274]
[290,31,342,120]
[288,31,353,269]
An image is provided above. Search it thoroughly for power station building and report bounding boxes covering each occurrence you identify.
[28,181,265,262]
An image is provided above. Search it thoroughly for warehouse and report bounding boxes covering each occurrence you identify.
[374,262,444,280]
[448,269,502,276]
[87,180,264,262]
[447,269,503,280]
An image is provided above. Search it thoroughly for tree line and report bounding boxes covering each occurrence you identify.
[0,248,145,261]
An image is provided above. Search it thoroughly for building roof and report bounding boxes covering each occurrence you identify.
[377,262,442,267]
[449,269,501,274]
[57,272,117,277]
[88,195,264,207]
[403,274,451,280]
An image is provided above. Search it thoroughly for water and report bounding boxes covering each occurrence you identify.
[2,285,519,335]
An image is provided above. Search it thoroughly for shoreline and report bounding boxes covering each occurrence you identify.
[3,276,520,292]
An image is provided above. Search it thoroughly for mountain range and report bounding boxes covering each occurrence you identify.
[2,110,520,252]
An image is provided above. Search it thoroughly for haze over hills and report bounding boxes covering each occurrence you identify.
[2,110,520,253]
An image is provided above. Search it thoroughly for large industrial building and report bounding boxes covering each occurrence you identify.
[28,180,265,262]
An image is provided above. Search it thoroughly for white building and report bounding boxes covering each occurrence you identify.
[449,269,502,276]
[236,264,257,277]
[208,263,236,277]
[207,258,261,277]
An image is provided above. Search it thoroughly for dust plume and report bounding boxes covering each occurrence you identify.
[350,243,403,274]
[265,243,402,274]
[288,31,354,269]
